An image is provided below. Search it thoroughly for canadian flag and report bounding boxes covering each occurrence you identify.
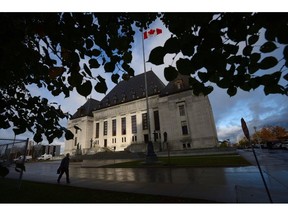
[143,28,162,39]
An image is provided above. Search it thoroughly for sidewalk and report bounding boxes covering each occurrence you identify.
[7,149,288,203]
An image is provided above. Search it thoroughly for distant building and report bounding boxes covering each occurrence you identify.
[64,71,218,155]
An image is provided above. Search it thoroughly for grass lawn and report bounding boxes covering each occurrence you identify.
[0,178,216,203]
[99,153,252,168]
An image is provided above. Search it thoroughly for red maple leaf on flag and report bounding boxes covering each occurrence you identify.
[144,28,162,39]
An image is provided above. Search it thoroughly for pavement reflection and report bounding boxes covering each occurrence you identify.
[5,149,288,202]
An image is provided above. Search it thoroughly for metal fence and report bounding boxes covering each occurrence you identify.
[0,138,29,189]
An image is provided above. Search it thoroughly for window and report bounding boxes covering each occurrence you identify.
[179,105,185,116]
[113,95,118,104]
[95,123,100,138]
[122,93,126,102]
[112,119,116,136]
[74,137,77,146]
[154,110,160,130]
[181,121,188,135]
[132,135,137,142]
[121,117,126,135]
[103,121,108,136]
[175,79,184,90]
[142,113,148,130]
[131,115,137,134]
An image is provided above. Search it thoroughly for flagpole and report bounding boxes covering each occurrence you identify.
[141,28,158,163]
[141,28,151,143]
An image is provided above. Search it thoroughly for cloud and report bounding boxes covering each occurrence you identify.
[211,84,288,142]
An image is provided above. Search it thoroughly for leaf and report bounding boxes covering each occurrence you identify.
[248,63,259,74]
[260,41,277,53]
[264,84,284,95]
[123,51,132,63]
[148,46,166,65]
[67,72,83,87]
[283,45,288,61]
[97,75,105,83]
[223,44,239,55]
[176,58,194,75]
[259,56,278,70]
[250,53,261,63]
[104,62,115,73]
[95,80,108,94]
[13,127,26,135]
[217,78,231,88]
[33,133,43,143]
[198,72,209,83]
[76,80,92,97]
[227,86,237,97]
[49,67,65,79]
[248,34,259,45]
[83,63,92,77]
[111,73,120,84]
[284,73,288,81]
[202,86,214,96]
[85,38,94,49]
[164,66,178,81]
[89,58,100,69]
[91,49,101,57]
[122,73,130,81]
[243,45,253,56]
[277,26,288,44]
[65,130,74,140]
[122,63,135,76]
[164,37,180,54]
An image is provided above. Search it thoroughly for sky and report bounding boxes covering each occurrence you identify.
[1,3,288,147]
[1,2,287,215]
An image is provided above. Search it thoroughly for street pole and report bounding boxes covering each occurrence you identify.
[241,118,273,203]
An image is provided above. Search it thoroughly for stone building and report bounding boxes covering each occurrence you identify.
[64,71,218,155]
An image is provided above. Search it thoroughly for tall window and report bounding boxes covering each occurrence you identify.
[179,105,185,116]
[142,113,148,130]
[181,121,188,135]
[121,117,126,135]
[112,119,117,136]
[74,137,77,146]
[131,115,137,134]
[154,110,160,130]
[103,121,108,136]
[175,79,184,90]
[95,122,100,138]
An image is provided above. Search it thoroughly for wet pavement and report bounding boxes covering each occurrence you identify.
[6,149,288,203]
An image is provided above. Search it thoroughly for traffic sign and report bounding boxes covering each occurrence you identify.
[241,118,250,140]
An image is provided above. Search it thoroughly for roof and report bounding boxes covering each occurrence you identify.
[70,71,192,119]
[98,70,166,109]
[71,98,100,119]
[159,74,192,97]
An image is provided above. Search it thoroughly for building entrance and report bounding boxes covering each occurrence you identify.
[104,139,107,147]
[144,134,149,143]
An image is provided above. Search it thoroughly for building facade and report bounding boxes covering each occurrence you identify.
[64,71,218,155]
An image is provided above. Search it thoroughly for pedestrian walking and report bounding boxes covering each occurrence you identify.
[57,153,70,184]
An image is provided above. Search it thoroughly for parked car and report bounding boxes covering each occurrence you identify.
[14,155,32,163]
[37,153,53,160]
[282,141,288,150]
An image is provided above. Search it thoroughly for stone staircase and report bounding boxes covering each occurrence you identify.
[71,151,145,162]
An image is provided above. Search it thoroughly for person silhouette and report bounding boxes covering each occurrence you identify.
[57,153,70,184]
